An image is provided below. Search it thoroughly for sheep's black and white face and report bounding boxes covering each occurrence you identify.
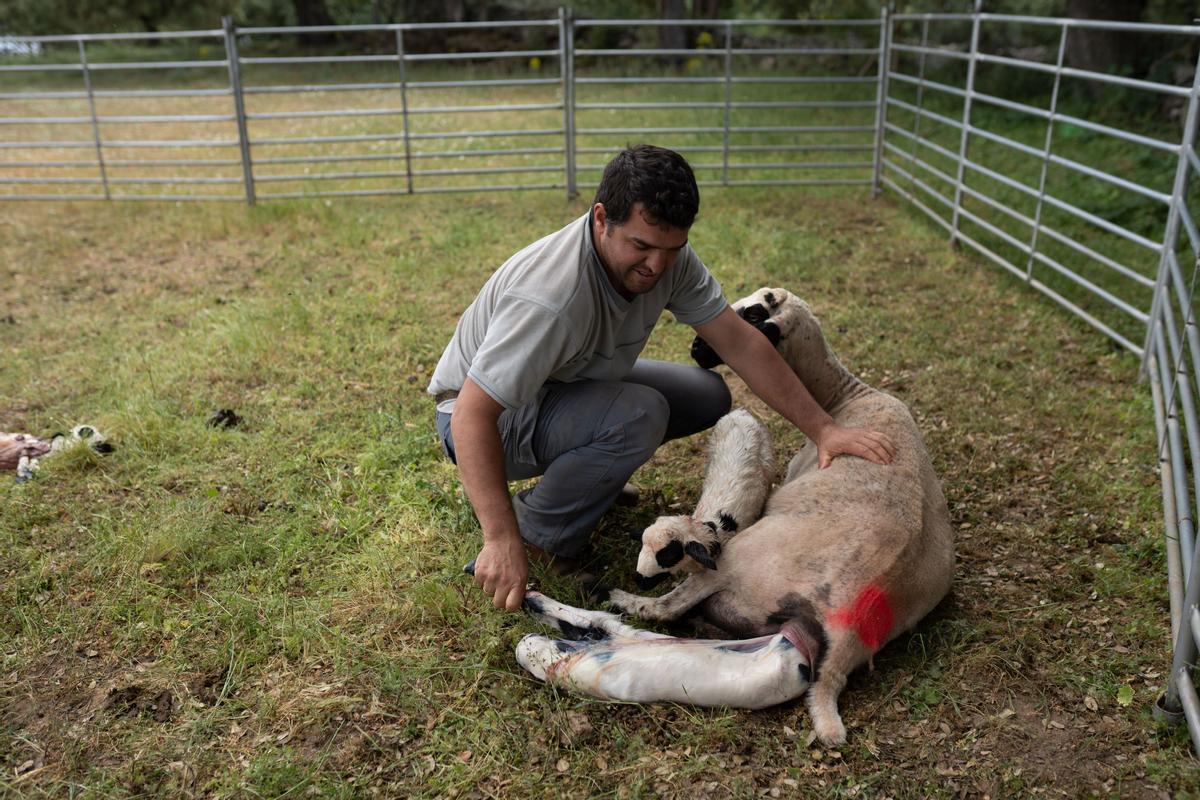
[691,287,793,369]
[51,425,114,455]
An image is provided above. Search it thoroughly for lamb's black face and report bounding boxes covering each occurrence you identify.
[690,302,783,369]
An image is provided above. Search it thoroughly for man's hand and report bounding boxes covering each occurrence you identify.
[815,422,896,469]
[473,535,528,611]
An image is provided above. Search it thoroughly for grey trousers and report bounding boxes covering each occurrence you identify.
[435,359,732,558]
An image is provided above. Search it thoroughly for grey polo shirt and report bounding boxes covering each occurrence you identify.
[427,211,727,414]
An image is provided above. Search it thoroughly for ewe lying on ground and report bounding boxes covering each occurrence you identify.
[634,407,774,586]
[516,288,955,746]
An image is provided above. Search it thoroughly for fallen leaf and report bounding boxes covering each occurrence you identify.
[1084,696,1099,712]
[556,758,570,773]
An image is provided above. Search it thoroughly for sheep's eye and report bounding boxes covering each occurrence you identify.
[77,426,94,438]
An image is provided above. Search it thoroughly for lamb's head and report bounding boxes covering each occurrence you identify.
[691,288,806,368]
[691,288,862,411]
[634,515,722,588]
[51,425,114,455]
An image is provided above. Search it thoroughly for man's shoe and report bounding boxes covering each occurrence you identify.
[529,546,597,585]
[615,483,640,507]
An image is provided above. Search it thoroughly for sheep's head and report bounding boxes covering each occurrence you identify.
[51,425,114,456]
[691,288,800,368]
[634,516,722,588]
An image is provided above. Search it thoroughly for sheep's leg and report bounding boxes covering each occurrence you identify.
[804,631,866,746]
[522,590,669,641]
[516,622,811,709]
[603,572,721,622]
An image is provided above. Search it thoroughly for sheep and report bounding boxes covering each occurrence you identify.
[634,408,774,586]
[3,424,113,482]
[514,288,955,746]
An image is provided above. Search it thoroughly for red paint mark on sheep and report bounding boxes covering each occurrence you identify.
[828,585,894,650]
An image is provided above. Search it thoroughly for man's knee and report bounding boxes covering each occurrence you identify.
[606,383,670,455]
[696,369,732,427]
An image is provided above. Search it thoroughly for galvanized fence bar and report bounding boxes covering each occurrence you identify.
[723,21,733,186]
[949,2,982,242]
[77,40,110,200]
[905,17,930,195]
[871,6,891,196]
[395,29,413,194]
[222,17,255,205]
[1023,24,1068,280]
[559,7,576,199]
[1143,47,1200,372]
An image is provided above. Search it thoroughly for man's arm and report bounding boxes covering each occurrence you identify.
[693,307,895,468]
[450,378,527,611]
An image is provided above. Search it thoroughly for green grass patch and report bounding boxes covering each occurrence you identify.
[0,186,1194,796]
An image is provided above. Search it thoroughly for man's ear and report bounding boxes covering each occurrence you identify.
[593,202,607,228]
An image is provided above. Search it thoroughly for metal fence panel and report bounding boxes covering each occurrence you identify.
[884,9,1200,755]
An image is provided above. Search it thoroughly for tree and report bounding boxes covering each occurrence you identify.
[1064,0,1148,81]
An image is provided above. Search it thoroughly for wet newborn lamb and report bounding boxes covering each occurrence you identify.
[515,288,955,746]
[634,407,774,587]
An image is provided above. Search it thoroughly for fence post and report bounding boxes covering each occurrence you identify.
[723,21,733,187]
[559,7,577,199]
[1023,23,1069,283]
[871,5,892,197]
[1142,47,1200,376]
[1152,49,1200,726]
[395,28,414,194]
[949,0,982,242]
[78,39,110,201]
[222,16,256,206]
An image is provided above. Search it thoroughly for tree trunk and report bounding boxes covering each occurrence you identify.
[293,0,336,44]
[1064,0,1148,94]
[659,0,686,62]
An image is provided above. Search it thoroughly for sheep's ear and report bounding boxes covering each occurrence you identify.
[684,541,719,571]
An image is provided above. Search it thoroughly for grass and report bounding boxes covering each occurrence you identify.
[1,184,1196,797]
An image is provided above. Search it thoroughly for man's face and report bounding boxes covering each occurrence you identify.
[592,202,690,299]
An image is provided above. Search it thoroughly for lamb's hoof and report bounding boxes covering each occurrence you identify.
[603,587,634,613]
[583,579,612,603]
[515,634,573,682]
[462,559,476,576]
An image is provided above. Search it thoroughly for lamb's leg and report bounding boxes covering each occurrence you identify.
[522,590,669,641]
[603,572,722,621]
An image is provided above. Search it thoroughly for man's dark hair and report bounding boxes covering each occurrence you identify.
[593,144,700,229]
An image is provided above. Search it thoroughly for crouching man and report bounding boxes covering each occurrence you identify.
[428,144,896,612]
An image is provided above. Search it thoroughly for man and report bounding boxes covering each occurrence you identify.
[429,144,895,612]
